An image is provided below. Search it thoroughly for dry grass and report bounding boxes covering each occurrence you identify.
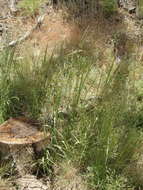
[53,161,87,190]
[0,179,14,190]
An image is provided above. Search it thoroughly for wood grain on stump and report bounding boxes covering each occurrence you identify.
[0,117,50,176]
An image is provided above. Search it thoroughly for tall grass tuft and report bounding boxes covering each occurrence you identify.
[0,48,141,189]
[0,49,60,121]
[40,54,140,189]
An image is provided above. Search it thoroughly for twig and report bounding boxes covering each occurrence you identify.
[2,14,45,49]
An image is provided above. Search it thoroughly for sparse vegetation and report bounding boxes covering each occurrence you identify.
[18,0,46,16]
[0,0,143,190]
[101,0,117,16]
[0,46,142,189]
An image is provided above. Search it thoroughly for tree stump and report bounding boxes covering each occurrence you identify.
[0,117,51,190]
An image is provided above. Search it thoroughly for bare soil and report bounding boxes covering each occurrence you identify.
[0,2,82,56]
[0,1,141,60]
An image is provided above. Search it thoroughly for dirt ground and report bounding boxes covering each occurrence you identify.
[0,1,82,56]
[0,1,122,56]
[0,1,142,61]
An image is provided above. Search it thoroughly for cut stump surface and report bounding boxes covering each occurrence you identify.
[0,117,50,176]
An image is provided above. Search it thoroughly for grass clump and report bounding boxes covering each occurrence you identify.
[38,53,141,189]
[0,47,142,189]
[0,49,60,121]
[18,0,46,16]
[100,0,118,16]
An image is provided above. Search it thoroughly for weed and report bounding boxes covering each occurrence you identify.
[18,0,46,16]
